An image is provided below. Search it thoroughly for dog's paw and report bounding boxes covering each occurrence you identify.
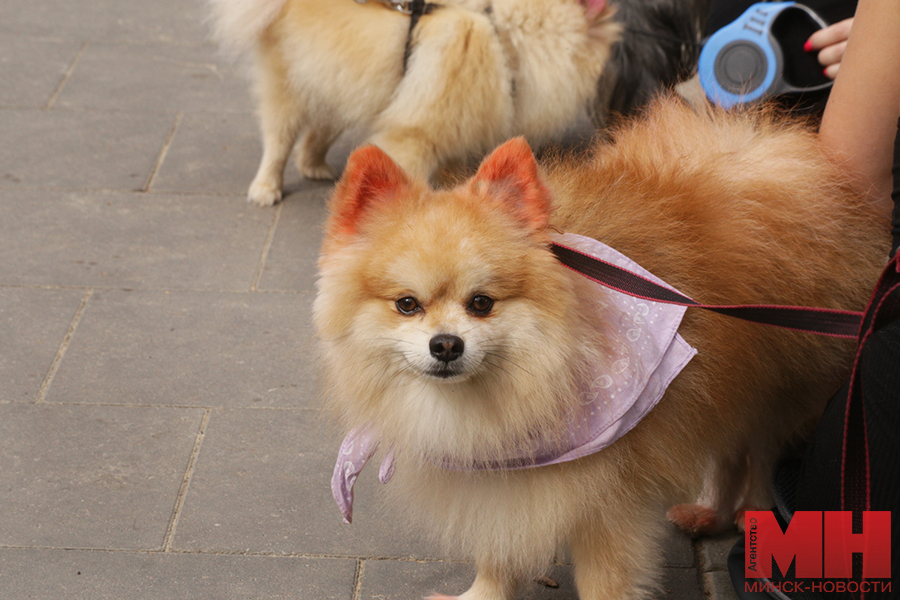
[667,503,720,537]
[248,179,283,207]
[299,162,337,181]
[426,595,458,600]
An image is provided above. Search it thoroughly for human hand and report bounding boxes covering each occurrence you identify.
[804,18,853,79]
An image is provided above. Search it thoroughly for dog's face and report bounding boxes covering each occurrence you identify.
[314,140,593,459]
[359,232,517,386]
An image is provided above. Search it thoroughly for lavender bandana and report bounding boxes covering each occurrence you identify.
[332,233,698,523]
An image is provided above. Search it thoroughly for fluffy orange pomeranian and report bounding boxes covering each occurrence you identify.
[313,97,888,600]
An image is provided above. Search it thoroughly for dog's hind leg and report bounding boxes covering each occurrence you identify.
[667,437,778,536]
[668,449,749,536]
[734,434,779,532]
[295,126,338,181]
[248,44,306,206]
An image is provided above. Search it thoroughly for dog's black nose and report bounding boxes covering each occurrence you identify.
[429,334,465,363]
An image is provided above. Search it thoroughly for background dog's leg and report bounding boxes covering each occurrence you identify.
[668,449,749,536]
[248,50,305,206]
[295,126,338,181]
[570,512,663,600]
[427,563,518,600]
[734,435,778,531]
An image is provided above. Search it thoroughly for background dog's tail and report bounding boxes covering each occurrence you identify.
[207,0,289,56]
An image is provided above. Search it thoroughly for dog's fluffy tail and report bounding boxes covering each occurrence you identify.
[208,0,289,56]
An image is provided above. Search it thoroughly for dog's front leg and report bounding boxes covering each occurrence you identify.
[428,563,518,600]
[247,51,305,207]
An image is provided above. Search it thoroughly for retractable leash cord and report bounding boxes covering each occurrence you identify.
[550,242,865,338]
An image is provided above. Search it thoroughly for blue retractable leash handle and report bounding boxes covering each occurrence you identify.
[699,2,833,109]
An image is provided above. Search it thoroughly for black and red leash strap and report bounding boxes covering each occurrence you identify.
[550,242,866,339]
[841,252,900,515]
[839,253,899,598]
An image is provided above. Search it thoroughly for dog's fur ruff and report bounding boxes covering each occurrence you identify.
[208,0,619,206]
[314,97,888,600]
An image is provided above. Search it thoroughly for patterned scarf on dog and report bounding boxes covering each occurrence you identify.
[332,233,698,523]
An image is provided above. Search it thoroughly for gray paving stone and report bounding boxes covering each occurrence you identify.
[0,190,271,290]
[256,185,332,292]
[656,568,705,600]
[701,570,742,600]
[0,287,84,402]
[0,36,83,108]
[55,42,254,114]
[172,407,444,559]
[358,560,477,600]
[151,110,304,198]
[0,109,175,191]
[0,0,209,46]
[45,289,318,408]
[696,532,742,573]
[151,111,364,200]
[662,524,696,568]
[0,548,357,600]
[0,403,204,550]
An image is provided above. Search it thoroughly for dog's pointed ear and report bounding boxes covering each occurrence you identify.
[328,145,409,238]
[470,137,551,232]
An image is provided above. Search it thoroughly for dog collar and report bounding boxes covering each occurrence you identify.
[331,233,697,523]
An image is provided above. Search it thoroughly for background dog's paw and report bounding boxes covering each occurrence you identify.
[299,162,337,181]
[667,503,720,537]
[248,179,282,207]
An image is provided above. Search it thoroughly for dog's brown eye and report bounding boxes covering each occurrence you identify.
[396,296,421,315]
[469,295,494,315]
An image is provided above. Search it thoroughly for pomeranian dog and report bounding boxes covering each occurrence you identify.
[313,96,887,600]
[208,0,619,206]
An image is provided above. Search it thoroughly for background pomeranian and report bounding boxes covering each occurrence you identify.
[208,0,619,206]
[594,0,709,125]
[314,96,887,599]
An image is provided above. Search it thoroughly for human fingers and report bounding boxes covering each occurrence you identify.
[818,40,848,67]
[804,17,853,52]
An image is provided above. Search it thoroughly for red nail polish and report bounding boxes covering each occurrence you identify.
[804,40,813,52]
[823,68,829,77]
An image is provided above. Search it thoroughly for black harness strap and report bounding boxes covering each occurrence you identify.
[403,0,439,72]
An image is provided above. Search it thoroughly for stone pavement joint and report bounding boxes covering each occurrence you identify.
[34,289,92,404]
[45,41,89,110]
